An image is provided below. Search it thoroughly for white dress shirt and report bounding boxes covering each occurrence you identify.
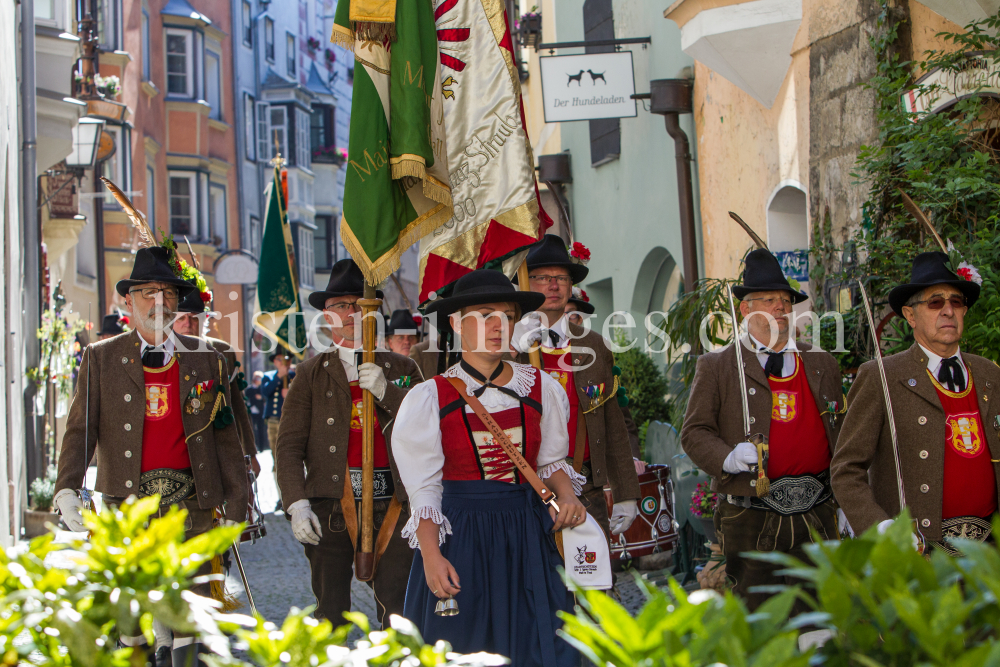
[392,360,582,548]
[747,334,798,379]
[136,329,176,362]
[336,343,360,381]
[511,313,572,354]
[918,344,968,388]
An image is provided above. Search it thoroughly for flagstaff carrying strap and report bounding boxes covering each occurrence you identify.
[340,464,403,582]
[572,410,587,474]
[445,376,558,507]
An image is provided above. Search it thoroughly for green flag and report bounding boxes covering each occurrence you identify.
[254,167,307,358]
[332,0,452,286]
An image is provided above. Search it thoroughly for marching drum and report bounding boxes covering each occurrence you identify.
[603,463,678,561]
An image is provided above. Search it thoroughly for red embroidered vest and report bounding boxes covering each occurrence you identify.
[540,347,589,461]
[347,381,389,467]
[140,358,191,472]
[930,371,997,519]
[765,356,831,478]
[433,368,543,483]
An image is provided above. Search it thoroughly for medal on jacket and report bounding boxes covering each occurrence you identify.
[584,383,604,410]
[186,380,215,414]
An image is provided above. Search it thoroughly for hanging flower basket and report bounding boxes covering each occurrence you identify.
[324,48,335,64]
[518,13,541,49]
[311,145,346,166]
[307,36,321,52]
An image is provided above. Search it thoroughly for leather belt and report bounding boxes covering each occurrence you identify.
[136,468,196,506]
[727,470,832,516]
[930,516,993,556]
[349,467,394,500]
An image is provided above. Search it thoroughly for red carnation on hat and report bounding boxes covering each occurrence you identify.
[200,291,212,303]
[570,242,591,265]
[579,289,590,303]
[412,313,423,327]
[119,315,130,326]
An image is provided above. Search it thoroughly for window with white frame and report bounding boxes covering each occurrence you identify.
[250,215,262,257]
[244,93,256,161]
[101,125,130,209]
[169,173,197,236]
[269,105,288,160]
[210,184,227,247]
[297,226,315,288]
[206,51,221,119]
[295,108,310,168]
[242,1,252,46]
[165,29,194,97]
[146,165,155,232]
[264,17,275,61]
[141,10,151,81]
[286,32,296,76]
[256,101,271,161]
[97,0,122,51]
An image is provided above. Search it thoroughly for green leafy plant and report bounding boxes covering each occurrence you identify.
[28,465,58,511]
[613,335,670,429]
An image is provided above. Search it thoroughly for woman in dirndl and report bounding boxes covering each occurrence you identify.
[392,269,587,667]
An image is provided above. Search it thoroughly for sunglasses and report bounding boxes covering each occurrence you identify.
[912,294,967,310]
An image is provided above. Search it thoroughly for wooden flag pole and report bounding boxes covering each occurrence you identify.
[517,259,542,369]
[355,282,381,579]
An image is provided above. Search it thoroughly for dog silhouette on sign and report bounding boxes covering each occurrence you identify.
[587,70,606,84]
[567,70,584,86]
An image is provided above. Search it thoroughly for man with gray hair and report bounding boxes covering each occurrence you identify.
[681,248,842,610]
[832,251,1000,555]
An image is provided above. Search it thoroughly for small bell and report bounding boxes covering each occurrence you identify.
[434,596,459,616]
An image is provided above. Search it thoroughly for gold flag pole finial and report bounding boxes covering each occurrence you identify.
[270,130,286,169]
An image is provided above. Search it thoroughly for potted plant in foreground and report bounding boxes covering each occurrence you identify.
[690,480,718,544]
[24,465,60,538]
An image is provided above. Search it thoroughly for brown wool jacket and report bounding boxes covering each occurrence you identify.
[55,330,249,521]
[681,340,844,498]
[516,324,641,503]
[274,349,420,507]
[831,343,1000,541]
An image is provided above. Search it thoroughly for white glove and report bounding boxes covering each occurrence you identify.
[609,500,638,535]
[722,442,758,474]
[358,362,387,401]
[288,499,322,545]
[877,518,920,550]
[512,312,544,353]
[219,519,241,529]
[54,488,86,532]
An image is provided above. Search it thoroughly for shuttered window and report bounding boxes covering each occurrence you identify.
[583,0,620,166]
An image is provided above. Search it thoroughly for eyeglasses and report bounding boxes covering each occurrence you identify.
[529,275,572,285]
[130,287,179,301]
[913,294,967,310]
[745,296,793,309]
[324,302,361,314]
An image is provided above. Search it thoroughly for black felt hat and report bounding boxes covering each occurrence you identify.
[732,248,808,304]
[177,279,210,313]
[268,343,293,362]
[308,259,384,310]
[567,287,596,315]
[517,234,589,285]
[888,251,980,316]
[385,309,421,336]
[98,313,125,336]
[425,269,545,319]
[116,246,197,297]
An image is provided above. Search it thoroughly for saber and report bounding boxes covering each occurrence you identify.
[230,543,257,616]
[726,283,769,496]
[856,280,907,513]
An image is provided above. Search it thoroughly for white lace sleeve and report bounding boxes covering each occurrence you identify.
[400,506,454,549]
[538,460,586,496]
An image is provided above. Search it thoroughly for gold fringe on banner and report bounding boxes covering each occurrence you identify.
[210,554,241,612]
[341,202,453,286]
[351,0,396,42]
[355,22,397,44]
[330,22,355,48]
[390,157,453,207]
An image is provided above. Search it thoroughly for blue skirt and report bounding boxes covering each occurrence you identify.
[403,480,577,667]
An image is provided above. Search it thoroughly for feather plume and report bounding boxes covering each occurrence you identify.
[183,236,201,271]
[728,212,768,250]
[897,188,947,253]
[100,177,155,248]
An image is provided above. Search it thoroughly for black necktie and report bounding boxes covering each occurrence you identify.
[938,357,966,392]
[142,346,165,369]
[460,360,520,400]
[763,351,784,378]
[546,329,561,348]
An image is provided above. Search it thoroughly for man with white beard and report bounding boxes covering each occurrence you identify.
[53,245,248,667]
